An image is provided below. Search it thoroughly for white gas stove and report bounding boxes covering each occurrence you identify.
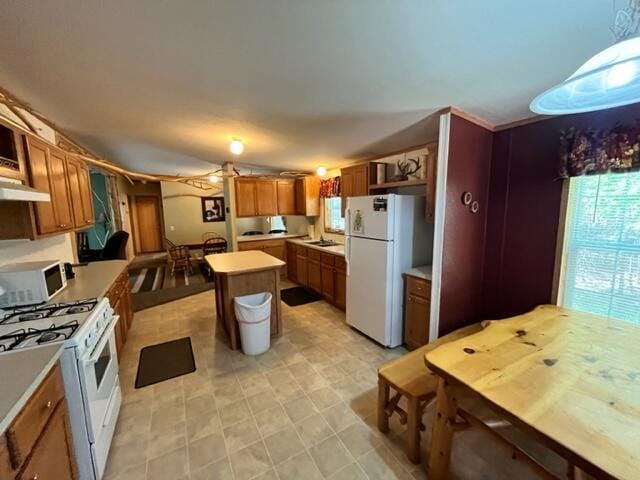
[0,298,121,480]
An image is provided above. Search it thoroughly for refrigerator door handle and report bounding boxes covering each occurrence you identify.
[345,207,351,236]
[345,236,351,276]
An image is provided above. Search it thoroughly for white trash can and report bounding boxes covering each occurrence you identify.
[234,292,272,355]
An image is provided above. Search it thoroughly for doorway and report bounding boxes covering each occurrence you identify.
[130,195,164,253]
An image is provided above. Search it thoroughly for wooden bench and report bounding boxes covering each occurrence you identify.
[377,323,483,463]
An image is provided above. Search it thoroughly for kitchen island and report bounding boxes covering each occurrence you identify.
[206,251,285,350]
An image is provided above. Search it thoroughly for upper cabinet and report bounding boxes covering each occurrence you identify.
[0,120,25,181]
[294,176,320,216]
[340,163,368,216]
[276,180,296,215]
[66,155,95,228]
[235,176,320,217]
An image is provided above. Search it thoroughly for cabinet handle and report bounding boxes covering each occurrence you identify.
[46,401,52,408]
[32,474,39,480]
[59,224,66,228]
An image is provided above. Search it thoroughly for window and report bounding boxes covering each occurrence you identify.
[324,197,345,232]
[561,172,640,324]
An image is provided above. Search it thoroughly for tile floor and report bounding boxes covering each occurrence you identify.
[104,289,566,480]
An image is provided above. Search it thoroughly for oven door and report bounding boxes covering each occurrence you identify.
[78,315,120,443]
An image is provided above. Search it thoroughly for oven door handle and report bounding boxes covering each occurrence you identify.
[83,315,118,365]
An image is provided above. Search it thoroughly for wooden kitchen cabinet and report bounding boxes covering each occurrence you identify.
[295,245,308,286]
[18,401,76,480]
[235,177,258,217]
[307,249,322,292]
[4,364,77,479]
[107,269,134,356]
[403,275,431,350]
[276,180,296,215]
[320,253,335,303]
[237,238,287,277]
[255,180,278,216]
[295,176,321,216]
[66,155,95,229]
[286,243,297,282]
[334,256,346,310]
[340,163,368,216]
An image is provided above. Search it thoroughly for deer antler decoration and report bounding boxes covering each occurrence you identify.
[397,157,421,180]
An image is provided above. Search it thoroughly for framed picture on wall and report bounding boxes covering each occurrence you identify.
[201,197,225,222]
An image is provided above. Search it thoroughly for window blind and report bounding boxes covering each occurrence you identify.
[562,171,640,324]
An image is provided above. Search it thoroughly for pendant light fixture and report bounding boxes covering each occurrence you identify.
[531,0,640,114]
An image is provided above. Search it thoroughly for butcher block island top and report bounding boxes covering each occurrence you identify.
[425,305,640,480]
[206,251,284,350]
[206,250,285,274]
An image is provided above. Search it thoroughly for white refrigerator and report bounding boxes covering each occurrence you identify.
[345,194,432,347]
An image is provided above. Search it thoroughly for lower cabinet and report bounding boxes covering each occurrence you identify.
[107,269,134,356]
[238,239,287,277]
[286,243,297,282]
[287,242,346,311]
[403,275,431,350]
[3,364,77,480]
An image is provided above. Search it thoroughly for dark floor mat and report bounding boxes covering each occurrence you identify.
[281,287,323,307]
[135,337,196,388]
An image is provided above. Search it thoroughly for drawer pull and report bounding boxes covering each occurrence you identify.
[32,474,39,480]
[45,401,52,408]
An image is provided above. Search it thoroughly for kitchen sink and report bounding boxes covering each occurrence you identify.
[307,240,341,247]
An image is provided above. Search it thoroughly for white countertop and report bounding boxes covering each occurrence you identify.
[206,250,285,274]
[286,238,345,256]
[404,265,432,281]
[53,259,129,304]
[0,344,64,433]
[237,233,307,243]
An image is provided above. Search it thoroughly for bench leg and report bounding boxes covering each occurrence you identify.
[428,378,458,479]
[377,377,390,433]
[406,395,421,464]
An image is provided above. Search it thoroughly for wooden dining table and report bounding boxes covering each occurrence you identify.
[425,305,640,480]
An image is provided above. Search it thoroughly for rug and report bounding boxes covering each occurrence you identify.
[129,261,213,311]
[135,337,196,388]
[281,286,323,307]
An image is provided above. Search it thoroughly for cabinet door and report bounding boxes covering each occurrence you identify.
[66,156,94,228]
[19,401,76,480]
[308,260,322,292]
[48,148,74,231]
[335,267,346,310]
[296,255,308,286]
[276,180,296,215]
[256,180,278,216]
[235,179,257,217]
[0,436,13,480]
[287,245,297,282]
[294,179,305,215]
[26,137,58,234]
[404,294,430,350]
[353,164,369,196]
[263,244,285,261]
[302,176,320,216]
[321,264,335,302]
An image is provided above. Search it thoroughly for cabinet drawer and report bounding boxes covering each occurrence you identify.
[307,249,320,261]
[321,253,335,266]
[7,364,64,469]
[335,256,346,271]
[406,276,430,300]
[295,245,307,256]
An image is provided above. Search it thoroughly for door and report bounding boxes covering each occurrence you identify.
[345,195,395,240]
[235,178,257,217]
[26,137,58,234]
[19,402,76,480]
[277,180,296,215]
[133,195,163,253]
[256,180,278,216]
[346,236,394,345]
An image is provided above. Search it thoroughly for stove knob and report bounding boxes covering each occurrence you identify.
[85,336,92,349]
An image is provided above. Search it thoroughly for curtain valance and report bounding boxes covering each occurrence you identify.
[559,124,640,178]
[320,176,341,198]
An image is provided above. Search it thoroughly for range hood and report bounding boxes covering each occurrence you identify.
[0,180,50,202]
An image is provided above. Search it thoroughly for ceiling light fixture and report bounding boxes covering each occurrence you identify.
[316,166,327,177]
[531,0,640,114]
[209,174,220,184]
[229,139,244,155]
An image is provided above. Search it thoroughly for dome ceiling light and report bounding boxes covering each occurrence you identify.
[531,0,640,114]
[229,139,244,155]
[316,166,327,177]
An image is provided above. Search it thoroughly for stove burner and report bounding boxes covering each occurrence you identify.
[1,298,98,324]
[0,321,79,352]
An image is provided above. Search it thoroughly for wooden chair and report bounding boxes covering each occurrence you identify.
[167,244,192,276]
[202,236,227,255]
[377,323,483,464]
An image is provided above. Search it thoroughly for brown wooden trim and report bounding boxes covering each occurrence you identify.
[494,114,557,132]
[440,106,495,132]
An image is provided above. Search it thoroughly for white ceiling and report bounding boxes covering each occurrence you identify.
[0,1,613,175]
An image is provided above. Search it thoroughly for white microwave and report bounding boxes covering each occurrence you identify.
[0,260,67,307]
